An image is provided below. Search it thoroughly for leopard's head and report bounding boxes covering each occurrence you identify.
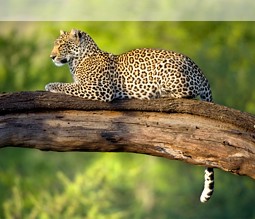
[50,29,87,66]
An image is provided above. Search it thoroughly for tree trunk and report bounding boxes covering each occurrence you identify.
[0,91,255,179]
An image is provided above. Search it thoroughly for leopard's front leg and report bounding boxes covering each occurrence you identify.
[45,82,114,101]
[45,82,72,94]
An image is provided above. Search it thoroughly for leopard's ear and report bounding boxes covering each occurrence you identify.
[70,29,78,36]
[70,29,82,41]
[60,30,65,35]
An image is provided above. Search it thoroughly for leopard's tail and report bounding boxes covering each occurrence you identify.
[200,168,214,203]
[199,77,213,102]
[198,77,214,203]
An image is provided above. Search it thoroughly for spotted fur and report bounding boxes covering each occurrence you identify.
[45,29,214,202]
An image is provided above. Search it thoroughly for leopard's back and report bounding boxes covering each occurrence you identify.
[113,48,212,102]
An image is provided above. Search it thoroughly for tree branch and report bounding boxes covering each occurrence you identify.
[0,91,255,179]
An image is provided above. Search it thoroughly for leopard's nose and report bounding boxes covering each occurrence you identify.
[50,55,56,60]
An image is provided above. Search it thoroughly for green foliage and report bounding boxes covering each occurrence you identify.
[0,22,255,218]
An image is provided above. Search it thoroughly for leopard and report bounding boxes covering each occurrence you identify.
[45,28,214,203]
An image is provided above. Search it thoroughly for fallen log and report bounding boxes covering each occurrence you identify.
[0,91,254,179]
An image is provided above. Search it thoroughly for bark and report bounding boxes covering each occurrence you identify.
[0,91,255,179]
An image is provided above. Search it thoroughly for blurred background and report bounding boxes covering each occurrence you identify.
[0,21,254,219]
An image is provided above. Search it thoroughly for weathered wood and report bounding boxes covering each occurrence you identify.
[0,91,255,179]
